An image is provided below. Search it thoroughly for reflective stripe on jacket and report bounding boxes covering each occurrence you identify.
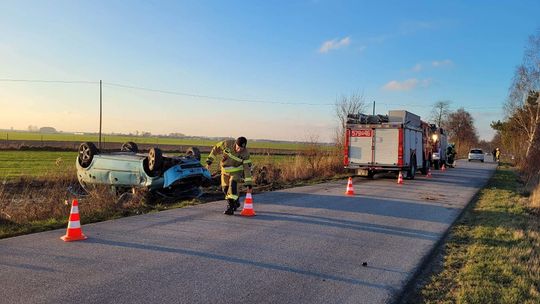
[206,139,253,185]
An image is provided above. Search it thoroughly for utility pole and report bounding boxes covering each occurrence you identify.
[99,80,103,150]
[372,100,376,115]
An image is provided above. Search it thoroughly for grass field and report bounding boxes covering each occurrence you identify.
[0,150,295,179]
[411,166,540,303]
[0,131,304,150]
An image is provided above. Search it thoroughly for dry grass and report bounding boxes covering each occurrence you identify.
[253,146,344,186]
[531,182,540,210]
[0,169,153,238]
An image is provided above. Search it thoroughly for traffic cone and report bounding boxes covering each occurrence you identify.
[345,177,355,195]
[426,168,432,178]
[441,164,446,171]
[240,192,256,217]
[397,172,404,184]
[61,199,87,242]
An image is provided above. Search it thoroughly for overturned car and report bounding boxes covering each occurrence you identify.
[76,142,212,198]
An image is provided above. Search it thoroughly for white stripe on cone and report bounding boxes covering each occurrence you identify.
[68,221,81,229]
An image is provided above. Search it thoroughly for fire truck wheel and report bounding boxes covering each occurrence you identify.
[408,157,417,180]
[367,170,375,179]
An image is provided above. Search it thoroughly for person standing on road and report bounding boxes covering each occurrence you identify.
[495,148,501,163]
[205,137,253,215]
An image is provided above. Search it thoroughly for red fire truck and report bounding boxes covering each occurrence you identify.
[344,110,433,179]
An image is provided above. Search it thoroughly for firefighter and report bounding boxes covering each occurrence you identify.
[446,143,456,167]
[205,137,253,215]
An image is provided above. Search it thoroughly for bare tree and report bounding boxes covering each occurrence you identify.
[430,100,451,128]
[445,108,479,155]
[505,31,540,160]
[334,92,367,146]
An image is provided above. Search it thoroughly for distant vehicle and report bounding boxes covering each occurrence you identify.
[468,148,485,162]
[76,142,212,198]
[343,110,430,179]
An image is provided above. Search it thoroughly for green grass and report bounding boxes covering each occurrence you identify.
[0,130,303,150]
[0,151,76,179]
[415,166,540,304]
[0,151,295,180]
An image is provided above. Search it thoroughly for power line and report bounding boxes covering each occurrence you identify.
[0,78,504,110]
[103,81,333,106]
[0,79,98,84]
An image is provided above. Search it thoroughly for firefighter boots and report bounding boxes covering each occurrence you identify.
[224,199,236,215]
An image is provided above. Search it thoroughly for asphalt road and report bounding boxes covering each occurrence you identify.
[0,158,496,304]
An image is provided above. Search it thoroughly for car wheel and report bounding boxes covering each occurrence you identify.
[78,142,98,168]
[186,147,201,161]
[121,141,139,153]
[148,147,163,174]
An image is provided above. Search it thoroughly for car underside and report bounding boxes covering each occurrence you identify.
[76,142,211,199]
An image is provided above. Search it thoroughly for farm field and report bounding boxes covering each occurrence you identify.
[0,150,295,180]
[0,131,303,150]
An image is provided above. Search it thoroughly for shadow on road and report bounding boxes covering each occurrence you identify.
[256,211,440,241]
[87,237,396,291]
[255,192,460,224]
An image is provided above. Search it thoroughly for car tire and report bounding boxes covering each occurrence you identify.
[78,142,98,168]
[147,147,163,175]
[121,141,139,153]
[186,147,201,161]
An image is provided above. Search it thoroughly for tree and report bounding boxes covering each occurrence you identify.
[445,108,479,155]
[506,70,540,160]
[430,100,451,128]
[27,125,39,132]
[334,92,366,146]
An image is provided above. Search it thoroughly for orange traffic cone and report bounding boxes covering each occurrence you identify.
[441,164,446,171]
[345,177,355,195]
[61,199,87,242]
[240,192,256,217]
[426,168,432,178]
[397,172,404,184]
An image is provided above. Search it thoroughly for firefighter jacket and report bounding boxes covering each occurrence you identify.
[206,139,253,186]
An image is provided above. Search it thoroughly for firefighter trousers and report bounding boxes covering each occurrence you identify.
[221,172,240,201]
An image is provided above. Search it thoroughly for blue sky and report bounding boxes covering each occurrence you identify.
[1,0,539,141]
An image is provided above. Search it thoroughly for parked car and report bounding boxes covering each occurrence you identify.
[76,142,212,198]
[468,148,485,162]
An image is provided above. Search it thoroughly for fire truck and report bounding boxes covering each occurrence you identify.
[343,110,433,179]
